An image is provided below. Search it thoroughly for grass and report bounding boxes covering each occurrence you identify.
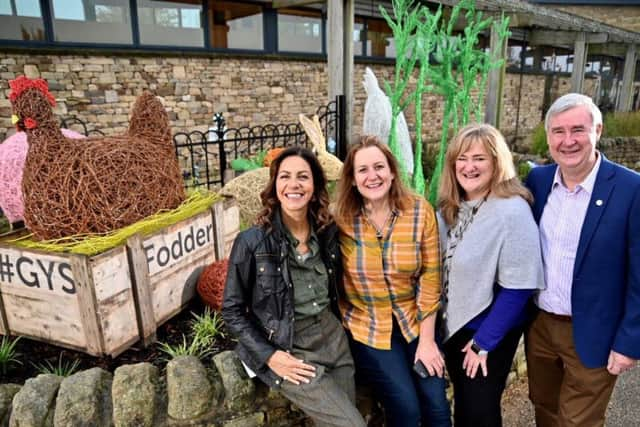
[32,354,81,377]
[158,307,226,362]
[190,307,225,349]
[157,334,213,361]
[603,111,640,138]
[0,336,22,376]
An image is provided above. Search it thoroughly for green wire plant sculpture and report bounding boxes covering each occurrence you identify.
[379,0,510,203]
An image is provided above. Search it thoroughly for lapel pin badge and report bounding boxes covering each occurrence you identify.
[595,199,603,206]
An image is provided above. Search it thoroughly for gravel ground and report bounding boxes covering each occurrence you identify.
[501,368,640,427]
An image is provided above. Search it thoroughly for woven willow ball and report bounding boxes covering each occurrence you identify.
[220,167,270,226]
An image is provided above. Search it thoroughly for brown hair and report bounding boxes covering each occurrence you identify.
[334,135,411,227]
[438,123,532,226]
[255,146,332,231]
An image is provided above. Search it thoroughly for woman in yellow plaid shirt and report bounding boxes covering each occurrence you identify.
[334,135,451,427]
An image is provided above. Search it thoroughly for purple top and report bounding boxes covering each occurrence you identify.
[467,286,534,352]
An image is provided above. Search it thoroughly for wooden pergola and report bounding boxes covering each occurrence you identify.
[273,0,640,137]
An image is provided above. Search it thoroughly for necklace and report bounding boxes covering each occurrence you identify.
[363,206,394,240]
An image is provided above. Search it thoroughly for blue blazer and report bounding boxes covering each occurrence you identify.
[526,155,640,368]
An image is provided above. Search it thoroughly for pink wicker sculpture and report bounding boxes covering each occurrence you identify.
[0,129,85,224]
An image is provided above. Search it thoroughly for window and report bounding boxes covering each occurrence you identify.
[208,1,263,50]
[278,9,322,53]
[138,0,204,47]
[50,0,132,44]
[353,19,364,56]
[0,0,45,41]
[366,19,394,58]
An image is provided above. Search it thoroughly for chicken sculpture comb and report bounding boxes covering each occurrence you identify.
[9,76,56,107]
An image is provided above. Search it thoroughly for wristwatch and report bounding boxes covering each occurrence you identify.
[470,339,488,356]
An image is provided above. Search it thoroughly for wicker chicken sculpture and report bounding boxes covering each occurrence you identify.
[9,76,185,240]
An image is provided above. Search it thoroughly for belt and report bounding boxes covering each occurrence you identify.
[294,308,329,330]
[539,308,572,322]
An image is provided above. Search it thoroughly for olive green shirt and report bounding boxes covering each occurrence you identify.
[285,230,330,320]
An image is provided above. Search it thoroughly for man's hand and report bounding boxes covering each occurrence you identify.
[267,350,316,385]
[607,350,637,376]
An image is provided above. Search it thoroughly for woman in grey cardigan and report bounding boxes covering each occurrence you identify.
[437,123,545,427]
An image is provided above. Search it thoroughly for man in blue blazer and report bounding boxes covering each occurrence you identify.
[525,93,640,427]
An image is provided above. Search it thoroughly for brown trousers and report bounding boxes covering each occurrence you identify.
[526,310,617,427]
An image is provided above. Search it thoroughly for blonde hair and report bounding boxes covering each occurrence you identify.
[438,123,532,226]
[334,135,411,228]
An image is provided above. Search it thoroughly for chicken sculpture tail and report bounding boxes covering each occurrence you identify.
[127,92,172,149]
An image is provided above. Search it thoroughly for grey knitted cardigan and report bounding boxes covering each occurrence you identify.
[437,195,546,342]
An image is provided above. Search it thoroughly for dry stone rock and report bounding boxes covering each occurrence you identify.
[213,351,255,413]
[166,356,212,420]
[53,367,113,427]
[0,384,21,425]
[112,363,158,427]
[9,374,62,427]
[222,412,264,427]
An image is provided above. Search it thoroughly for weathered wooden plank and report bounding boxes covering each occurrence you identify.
[528,30,608,46]
[127,234,157,346]
[223,202,241,258]
[618,45,637,112]
[571,32,587,93]
[212,200,226,261]
[142,211,214,277]
[96,289,140,356]
[2,286,84,346]
[150,254,213,325]
[328,0,344,102]
[485,24,507,127]
[91,246,132,302]
[70,254,105,355]
[272,0,323,8]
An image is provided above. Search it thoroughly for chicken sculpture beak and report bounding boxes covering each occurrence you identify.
[11,114,19,125]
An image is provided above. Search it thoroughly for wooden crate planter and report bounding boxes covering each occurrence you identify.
[0,243,139,356]
[126,198,238,345]
[0,198,240,356]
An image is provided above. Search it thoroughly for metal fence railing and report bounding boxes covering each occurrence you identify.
[173,95,345,191]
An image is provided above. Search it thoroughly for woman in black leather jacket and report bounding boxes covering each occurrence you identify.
[222,147,365,427]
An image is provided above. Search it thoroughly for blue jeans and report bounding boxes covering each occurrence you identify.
[349,320,452,427]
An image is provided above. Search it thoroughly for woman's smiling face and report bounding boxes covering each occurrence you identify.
[455,141,494,201]
[276,155,314,217]
[352,146,394,204]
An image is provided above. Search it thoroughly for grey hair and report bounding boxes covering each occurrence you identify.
[544,93,603,131]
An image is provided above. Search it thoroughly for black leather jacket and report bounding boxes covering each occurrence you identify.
[222,210,342,387]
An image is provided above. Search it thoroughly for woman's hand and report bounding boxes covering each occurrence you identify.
[461,340,488,378]
[415,338,445,378]
[267,350,316,385]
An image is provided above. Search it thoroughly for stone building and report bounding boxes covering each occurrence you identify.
[0,0,638,145]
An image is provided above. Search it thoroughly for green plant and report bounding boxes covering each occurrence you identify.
[0,336,21,375]
[190,307,225,348]
[157,334,212,361]
[517,161,533,182]
[603,111,640,137]
[530,122,548,157]
[32,354,81,377]
[230,150,268,172]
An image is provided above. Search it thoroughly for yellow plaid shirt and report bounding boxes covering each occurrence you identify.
[339,195,441,350]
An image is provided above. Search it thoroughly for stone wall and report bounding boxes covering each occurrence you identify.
[600,137,640,171]
[0,51,597,145]
[1,346,529,426]
[543,5,640,33]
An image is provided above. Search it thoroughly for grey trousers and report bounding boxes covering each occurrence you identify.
[279,308,367,427]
